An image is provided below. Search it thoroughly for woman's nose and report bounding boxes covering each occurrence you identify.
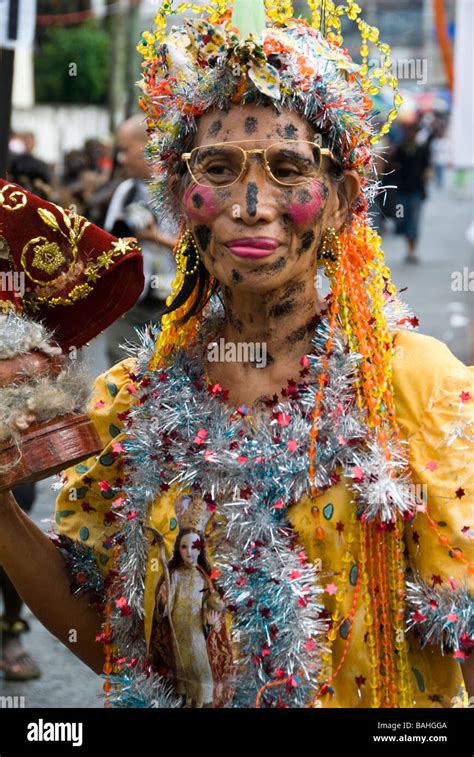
[233,161,278,224]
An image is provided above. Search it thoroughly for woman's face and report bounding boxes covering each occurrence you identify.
[179,532,201,567]
[178,103,352,293]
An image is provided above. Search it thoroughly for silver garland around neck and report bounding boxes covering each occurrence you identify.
[107,294,418,708]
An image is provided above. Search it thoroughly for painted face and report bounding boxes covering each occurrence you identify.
[179,103,340,293]
[179,532,201,567]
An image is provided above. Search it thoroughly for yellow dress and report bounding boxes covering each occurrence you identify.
[54,328,474,707]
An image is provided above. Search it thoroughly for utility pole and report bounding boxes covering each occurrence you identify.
[0,0,19,178]
[108,0,127,132]
[125,0,141,118]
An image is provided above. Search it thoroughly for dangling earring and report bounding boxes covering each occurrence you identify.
[317,226,342,279]
[175,227,200,276]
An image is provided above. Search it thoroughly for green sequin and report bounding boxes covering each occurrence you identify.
[55,510,76,524]
[107,382,118,397]
[412,668,425,692]
[339,618,350,639]
[350,564,359,586]
[323,503,334,520]
[99,453,116,467]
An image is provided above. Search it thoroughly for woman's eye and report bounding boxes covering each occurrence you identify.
[272,163,303,179]
[201,161,238,182]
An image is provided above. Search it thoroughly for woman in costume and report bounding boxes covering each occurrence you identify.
[0,0,473,709]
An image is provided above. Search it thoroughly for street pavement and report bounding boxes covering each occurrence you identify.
[1,173,473,708]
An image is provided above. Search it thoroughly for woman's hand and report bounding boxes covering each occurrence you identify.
[206,609,221,632]
[0,351,67,388]
[158,582,168,604]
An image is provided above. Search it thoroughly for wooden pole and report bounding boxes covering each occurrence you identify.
[0,0,20,179]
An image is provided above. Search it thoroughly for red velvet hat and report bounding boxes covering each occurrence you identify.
[0,179,144,349]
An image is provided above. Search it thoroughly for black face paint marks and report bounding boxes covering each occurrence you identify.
[226,307,244,334]
[249,255,287,275]
[297,230,315,257]
[281,280,306,298]
[286,313,322,345]
[246,182,258,217]
[297,189,312,204]
[208,120,222,137]
[192,193,204,209]
[244,116,258,135]
[269,300,297,318]
[277,123,299,139]
[215,187,233,202]
[195,225,212,251]
[231,269,242,282]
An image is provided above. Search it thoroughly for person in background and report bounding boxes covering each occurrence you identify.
[7,132,52,200]
[104,115,177,366]
[391,121,431,264]
[430,123,451,189]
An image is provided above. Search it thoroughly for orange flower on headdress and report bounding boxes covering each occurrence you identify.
[263,39,289,56]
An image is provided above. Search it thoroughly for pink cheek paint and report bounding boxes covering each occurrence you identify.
[183,184,218,223]
[286,181,325,227]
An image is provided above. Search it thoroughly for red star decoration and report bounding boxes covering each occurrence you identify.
[355,675,366,688]
[455,488,466,499]
[336,521,344,534]
[431,574,443,586]
[412,530,420,545]
[81,502,96,513]
[412,611,427,622]
[461,525,471,535]
[460,391,471,403]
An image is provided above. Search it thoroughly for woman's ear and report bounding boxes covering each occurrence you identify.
[331,169,361,231]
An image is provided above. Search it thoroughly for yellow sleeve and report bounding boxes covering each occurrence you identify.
[392,330,474,658]
[53,357,138,589]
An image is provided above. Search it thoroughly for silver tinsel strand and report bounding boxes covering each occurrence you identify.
[406,575,474,656]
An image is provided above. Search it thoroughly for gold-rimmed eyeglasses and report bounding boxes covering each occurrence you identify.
[181,139,336,188]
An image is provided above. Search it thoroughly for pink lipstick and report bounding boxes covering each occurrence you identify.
[226,238,280,259]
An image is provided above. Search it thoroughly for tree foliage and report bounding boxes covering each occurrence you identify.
[35,22,111,104]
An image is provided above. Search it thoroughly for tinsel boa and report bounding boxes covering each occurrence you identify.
[406,574,474,660]
[106,293,418,708]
